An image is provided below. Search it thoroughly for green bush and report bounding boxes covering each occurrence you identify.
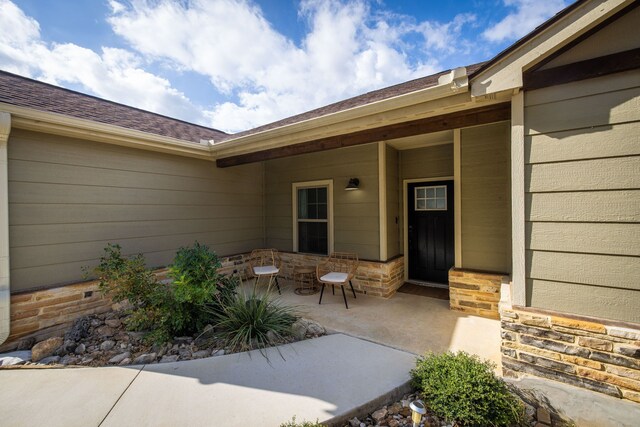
[212,288,298,353]
[411,351,523,426]
[89,243,158,308]
[279,416,325,427]
[89,242,237,343]
[160,242,238,338]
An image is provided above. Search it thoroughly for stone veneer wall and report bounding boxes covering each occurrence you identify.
[500,307,640,403]
[449,268,507,319]
[0,254,245,352]
[252,253,405,298]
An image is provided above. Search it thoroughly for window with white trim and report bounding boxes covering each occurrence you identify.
[293,181,333,255]
[415,185,447,211]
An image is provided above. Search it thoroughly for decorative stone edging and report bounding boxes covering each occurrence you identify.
[500,307,640,404]
[448,268,507,319]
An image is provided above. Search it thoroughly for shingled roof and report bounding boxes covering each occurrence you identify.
[221,62,486,141]
[0,70,228,144]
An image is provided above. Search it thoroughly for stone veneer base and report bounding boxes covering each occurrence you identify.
[500,307,640,404]
[449,268,506,319]
[0,253,402,351]
[0,254,244,352]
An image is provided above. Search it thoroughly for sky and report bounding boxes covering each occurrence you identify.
[0,0,572,133]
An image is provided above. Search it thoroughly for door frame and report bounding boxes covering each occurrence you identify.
[403,176,461,286]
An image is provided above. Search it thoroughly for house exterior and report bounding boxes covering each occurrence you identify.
[0,0,638,402]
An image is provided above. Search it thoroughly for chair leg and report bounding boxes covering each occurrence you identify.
[319,283,325,305]
[341,285,349,309]
[275,277,281,295]
[349,280,356,298]
[332,284,335,295]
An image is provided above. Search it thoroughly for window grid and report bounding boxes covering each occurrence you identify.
[415,185,447,211]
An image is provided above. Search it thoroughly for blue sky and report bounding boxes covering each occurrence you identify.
[0,0,571,133]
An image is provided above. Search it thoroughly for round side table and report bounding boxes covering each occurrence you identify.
[293,266,319,295]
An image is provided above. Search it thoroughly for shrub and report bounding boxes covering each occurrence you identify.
[89,243,158,308]
[212,288,298,354]
[89,242,237,343]
[411,351,523,426]
[279,416,325,427]
[159,242,238,338]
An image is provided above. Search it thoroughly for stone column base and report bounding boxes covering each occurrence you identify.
[449,268,507,319]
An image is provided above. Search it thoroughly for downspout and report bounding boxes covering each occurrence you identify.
[0,112,11,345]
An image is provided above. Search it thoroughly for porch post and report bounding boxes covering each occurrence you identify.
[378,142,387,261]
[511,91,526,306]
[453,129,462,268]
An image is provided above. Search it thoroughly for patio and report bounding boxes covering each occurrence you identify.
[249,279,502,365]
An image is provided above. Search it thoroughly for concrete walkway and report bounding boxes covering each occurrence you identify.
[0,334,415,427]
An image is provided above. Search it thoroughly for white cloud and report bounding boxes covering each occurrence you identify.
[0,0,490,133]
[108,0,473,132]
[482,0,568,43]
[0,0,206,124]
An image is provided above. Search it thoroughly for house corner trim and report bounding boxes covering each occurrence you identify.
[0,111,11,345]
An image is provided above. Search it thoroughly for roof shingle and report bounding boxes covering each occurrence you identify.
[0,71,228,144]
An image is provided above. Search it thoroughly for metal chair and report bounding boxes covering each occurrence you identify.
[247,249,281,294]
[317,252,358,309]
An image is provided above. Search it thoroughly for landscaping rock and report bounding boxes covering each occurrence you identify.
[133,352,157,364]
[74,343,86,355]
[192,350,210,359]
[160,355,179,363]
[96,325,114,338]
[212,349,225,357]
[66,316,91,342]
[31,337,64,362]
[109,352,131,364]
[119,358,131,366]
[306,321,325,337]
[290,318,309,340]
[100,340,115,351]
[59,355,78,365]
[348,417,360,427]
[39,355,61,365]
[16,337,35,351]
[105,318,121,328]
[372,408,387,422]
[0,350,31,366]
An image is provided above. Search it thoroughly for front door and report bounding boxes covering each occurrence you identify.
[407,180,454,284]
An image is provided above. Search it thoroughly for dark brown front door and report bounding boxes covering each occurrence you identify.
[407,180,454,284]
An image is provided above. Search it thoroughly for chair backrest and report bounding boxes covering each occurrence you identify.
[248,249,281,270]
[326,252,358,275]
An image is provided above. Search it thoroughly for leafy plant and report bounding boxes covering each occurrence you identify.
[87,243,159,308]
[280,416,325,427]
[411,351,524,426]
[88,242,238,343]
[212,288,298,354]
[159,242,238,338]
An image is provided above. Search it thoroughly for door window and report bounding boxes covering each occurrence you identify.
[415,185,447,211]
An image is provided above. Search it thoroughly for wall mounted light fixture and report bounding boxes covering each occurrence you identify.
[345,178,360,191]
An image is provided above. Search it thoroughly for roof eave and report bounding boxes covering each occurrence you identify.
[1,103,214,160]
[210,68,470,156]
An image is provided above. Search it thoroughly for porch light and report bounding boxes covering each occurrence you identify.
[345,178,360,191]
[410,400,427,427]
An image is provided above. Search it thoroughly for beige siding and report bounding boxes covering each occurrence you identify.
[8,130,263,292]
[398,143,454,253]
[385,145,400,258]
[400,144,453,180]
[524,69,640,323]
[460,122,511,273]
[264,144,379,260]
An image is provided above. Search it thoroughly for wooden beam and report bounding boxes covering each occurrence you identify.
[217,103,510,167]
[524,47,640,91]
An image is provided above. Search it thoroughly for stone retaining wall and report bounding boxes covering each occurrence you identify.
[449,268,506,319]
[500,307,640,403]
[0,254,245,352]
[260,252,405,298]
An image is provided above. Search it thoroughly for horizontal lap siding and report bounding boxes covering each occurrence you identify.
[8,130,263,292]
[460,122,511,273]
[264,144,379,260]
[524,70,640,323]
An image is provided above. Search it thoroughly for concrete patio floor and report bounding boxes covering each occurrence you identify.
[265,281,502,364]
